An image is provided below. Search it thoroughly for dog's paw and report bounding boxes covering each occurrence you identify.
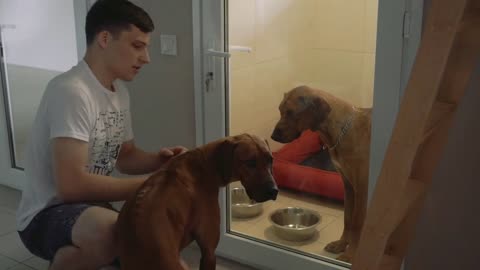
[324,239,348,254]
[336,253,352,263]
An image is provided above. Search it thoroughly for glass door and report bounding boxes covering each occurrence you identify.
[196,0,424,269]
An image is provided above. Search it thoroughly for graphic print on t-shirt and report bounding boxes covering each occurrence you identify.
[89,109,128,175]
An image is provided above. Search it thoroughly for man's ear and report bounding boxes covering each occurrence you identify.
[214,137,238,185]
[97,30,110,49]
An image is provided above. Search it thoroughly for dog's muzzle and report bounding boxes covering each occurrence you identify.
[263,181,278,201]
[271,128,284,142]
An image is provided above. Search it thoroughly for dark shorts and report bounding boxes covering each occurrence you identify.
[18,202,120,267]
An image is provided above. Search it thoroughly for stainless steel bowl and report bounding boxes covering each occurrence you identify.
[231,187,263,218]
[269,207,321,241]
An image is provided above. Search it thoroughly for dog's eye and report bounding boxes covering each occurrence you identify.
[245,159,257,168]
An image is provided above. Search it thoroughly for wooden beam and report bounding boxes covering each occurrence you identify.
[375,1,480,266]
[351,0,478,269]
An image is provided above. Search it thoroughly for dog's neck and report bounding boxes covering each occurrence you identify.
[319,96,358,150]
[198,142,233,188]
[324,112,355,150]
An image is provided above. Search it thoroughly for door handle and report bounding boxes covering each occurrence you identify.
[205,49,231,58]
[204,44,252,92]
[229,45,252,53]
[205,46,253,57]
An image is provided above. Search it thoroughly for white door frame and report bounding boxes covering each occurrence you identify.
[0,27,24,190]
[193,0,424,269]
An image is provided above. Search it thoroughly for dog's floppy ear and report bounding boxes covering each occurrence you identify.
[214,137,238,185]
[298,95,331,122]
[312,95,332,123]
[297,95,316,111]
[298,95,332,115]
[313,95,331,116]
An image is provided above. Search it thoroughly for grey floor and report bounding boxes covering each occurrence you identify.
[0,184,256,270]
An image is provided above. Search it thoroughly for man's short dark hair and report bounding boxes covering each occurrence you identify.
[86,0,154,45]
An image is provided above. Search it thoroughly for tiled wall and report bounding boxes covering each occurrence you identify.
[228,0,378,150]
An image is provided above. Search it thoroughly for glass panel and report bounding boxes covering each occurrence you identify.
[0,0,80,168]
[227,0,378,266]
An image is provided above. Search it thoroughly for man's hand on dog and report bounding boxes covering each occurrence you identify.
[157,146,189,165]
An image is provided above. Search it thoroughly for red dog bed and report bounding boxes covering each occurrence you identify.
[272,130,344,201]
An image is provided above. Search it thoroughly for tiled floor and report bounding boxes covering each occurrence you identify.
[229,182,345,261]
[0,183,347,270]
[0,185,256,270]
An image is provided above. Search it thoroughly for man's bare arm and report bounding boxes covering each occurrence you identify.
[116,140,187,175]
[115,140,161,175]
[52,137,146,203]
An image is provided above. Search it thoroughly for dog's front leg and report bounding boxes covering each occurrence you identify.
[325,173,353,254]
[196,230,218,270]
[195,204,220,270]
[337,177,368,263]
[199,249,216,270]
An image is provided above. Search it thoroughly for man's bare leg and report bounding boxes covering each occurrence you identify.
[49,207,118,270]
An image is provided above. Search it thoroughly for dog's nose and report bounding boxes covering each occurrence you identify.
[267,187,279,200]
[271,128,282,141]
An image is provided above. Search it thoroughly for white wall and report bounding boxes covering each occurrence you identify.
[0,0,78,72]
[124,0,196,150]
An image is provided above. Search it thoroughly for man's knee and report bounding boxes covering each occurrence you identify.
[91,221,117,262]
[72,206,118,263]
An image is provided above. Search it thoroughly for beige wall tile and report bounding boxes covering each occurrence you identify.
[364,0,379,53]
[304,49,365,106]
[229,57,289,139]
[254,0,291,63]
[229,0,256,71]
[285,0,317,53]
[313,0,366,52]
[229,67,256,135]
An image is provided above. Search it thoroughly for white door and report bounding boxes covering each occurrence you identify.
[0,0,92,190]
[195,0,423,269]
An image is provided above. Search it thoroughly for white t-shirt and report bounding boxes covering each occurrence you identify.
[16,60,134,231]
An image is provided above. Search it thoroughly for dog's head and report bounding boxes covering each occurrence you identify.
[271,85,331,143]
[215,134,278,202]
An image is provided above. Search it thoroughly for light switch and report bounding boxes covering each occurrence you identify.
[160,34,177,56]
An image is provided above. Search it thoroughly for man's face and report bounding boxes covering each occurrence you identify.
[103,25,151,81]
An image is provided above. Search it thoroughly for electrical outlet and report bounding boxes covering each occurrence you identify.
[160,34,177,56]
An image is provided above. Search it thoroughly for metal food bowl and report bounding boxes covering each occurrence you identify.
[231,187,263,218]
[269,207,321,241]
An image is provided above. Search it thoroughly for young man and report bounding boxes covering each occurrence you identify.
[16,1,189,269]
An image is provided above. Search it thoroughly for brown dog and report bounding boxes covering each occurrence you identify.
[116,134,278,270]
[271,85,371,262]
